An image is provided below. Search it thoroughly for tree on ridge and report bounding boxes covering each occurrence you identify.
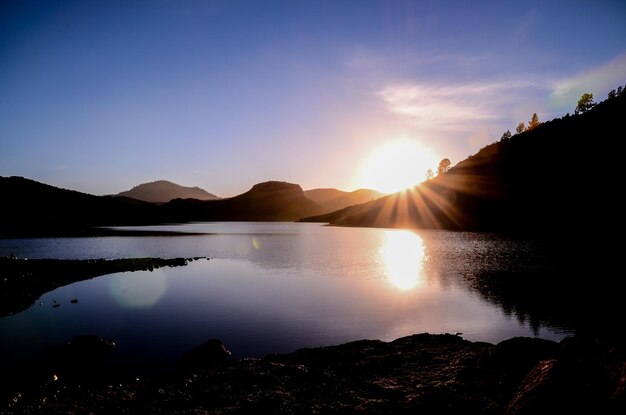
[527,113,540,130]
[437,159,451,176]
[575,93,596,114]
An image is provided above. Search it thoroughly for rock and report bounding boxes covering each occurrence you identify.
[491,337,559,376]
[180,339,231,370]
[68,335,116,356]
[8,334,622,414]
[506,359,562,415]
[506,357,608,415]
[42,336,116,381]
[613,362,626,404]
[70,299,78,304]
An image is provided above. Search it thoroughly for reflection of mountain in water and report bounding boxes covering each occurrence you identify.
[467,239,622,342]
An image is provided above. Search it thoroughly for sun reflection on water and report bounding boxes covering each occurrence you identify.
[379,230,426,290]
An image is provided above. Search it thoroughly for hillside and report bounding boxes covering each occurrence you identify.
[0,177,160,236]
[116,180,219,203]
[302,93,624,233]
[303,188,346,205]
[162,181,325,222]
[304,188,385,213]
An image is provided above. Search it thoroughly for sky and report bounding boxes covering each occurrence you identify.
[1,0,625,196]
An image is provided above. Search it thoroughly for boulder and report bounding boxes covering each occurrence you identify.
[41,335,116,381]
[491,337,559,376]
[612,362,626,404]
[180,339,231,370]
[506,357,609,415]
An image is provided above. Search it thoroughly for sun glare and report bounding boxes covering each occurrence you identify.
[357,138,438,194]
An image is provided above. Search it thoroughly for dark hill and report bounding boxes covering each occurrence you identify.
[305,188,385,213]
[162,181,325,222]
[302,93,624,233]
[116,180,219,203]
[0,176,160,236]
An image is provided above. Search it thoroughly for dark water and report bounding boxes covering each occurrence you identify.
[0,222,571,375]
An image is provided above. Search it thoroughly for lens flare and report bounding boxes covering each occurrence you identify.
[109,270,167,308]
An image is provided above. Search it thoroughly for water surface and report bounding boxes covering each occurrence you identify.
[0,223,570,374]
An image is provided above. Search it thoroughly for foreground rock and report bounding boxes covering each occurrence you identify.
[3,334,624,414]
[0,256,201,317]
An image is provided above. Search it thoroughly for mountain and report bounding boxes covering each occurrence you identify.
[0,176,160,236]
[304,188,346,205]
[116,180,219,203]
[162,181,325,222]
[302,92,624,234]
[0,178,324,236]
[304,188,385,213]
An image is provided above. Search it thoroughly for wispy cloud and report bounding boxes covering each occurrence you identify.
[378,79,549,132]
[551,53,626,109]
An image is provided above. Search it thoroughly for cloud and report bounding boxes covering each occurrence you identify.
[550,53,626,110]
[378,79,548,132]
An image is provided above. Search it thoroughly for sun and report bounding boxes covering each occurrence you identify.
[357,138,438,194]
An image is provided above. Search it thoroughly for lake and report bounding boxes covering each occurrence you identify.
[0,222,571,375]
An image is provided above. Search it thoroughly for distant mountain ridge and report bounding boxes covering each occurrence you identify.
[0,178,325,236]
[304,188,385,213]
[116,180,219,203]
[4,93,622,236]
[163,181,324,222]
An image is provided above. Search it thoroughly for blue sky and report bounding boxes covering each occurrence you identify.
[1,0,625,196]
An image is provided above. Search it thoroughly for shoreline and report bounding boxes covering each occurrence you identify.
[0,256,202,317]
[1,256,625,413]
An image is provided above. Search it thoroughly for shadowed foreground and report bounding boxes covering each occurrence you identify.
[3,334,624,414]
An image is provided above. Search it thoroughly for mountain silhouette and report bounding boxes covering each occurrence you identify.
[0,176,160,236]
[116,180,219,203]
[163,181,324,222]
[304,188,385,213]
[4,93,622,236]
[302,92,624,234]
[0,179,323,236]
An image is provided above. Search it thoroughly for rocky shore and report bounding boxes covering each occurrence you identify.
[0,256,200,317]
[2,333,624,414]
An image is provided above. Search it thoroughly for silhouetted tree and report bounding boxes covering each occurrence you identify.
[527,113,540,130]
[575,93,595,114]
[618,86,624,96]
[500,130,512,141]
[425,169,434,181]
[608,89,616,99]
[437,158,451,176]
[516,122,525,134]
